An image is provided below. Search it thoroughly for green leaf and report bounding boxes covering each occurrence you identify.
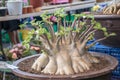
[109,33,116,36]
[101,27,107,32]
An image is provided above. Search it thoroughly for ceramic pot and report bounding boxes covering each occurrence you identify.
[12,52,118,80]
[69,0,73,3]
[94,15,120,48]
[30,0,44,8]
[7,1,23,15]
[22,5,34,14]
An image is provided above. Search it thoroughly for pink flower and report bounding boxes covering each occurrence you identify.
[12,53,18,59]
[50,16,57,22]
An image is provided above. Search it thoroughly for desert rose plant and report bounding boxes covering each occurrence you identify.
[22,9,115,75]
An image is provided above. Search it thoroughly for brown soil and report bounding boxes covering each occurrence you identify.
[17,56,110,75]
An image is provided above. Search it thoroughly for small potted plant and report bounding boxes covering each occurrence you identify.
[29,0,44,9]
[0,0,7,16]
[6,0,23,16]
[22,0,34,14]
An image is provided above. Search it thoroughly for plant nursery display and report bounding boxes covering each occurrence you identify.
[12,9,118,80]
[94,1,120,47]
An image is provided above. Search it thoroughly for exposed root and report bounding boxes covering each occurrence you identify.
[82,53,99,64]
[55,52,74,75]
[70,48,92,73]
[117,9,120,15]
[72,57,84,73]
[31,53,49,72]
[42,56,57,74]
[31,48,100,75]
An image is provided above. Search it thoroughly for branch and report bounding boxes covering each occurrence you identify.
[40,45,54,56]
[71,19,77,28]
[79,37,90,56]
[68,31,72,44]
[71,40,76,49]
[45,23,55,42]
[63,18,66,29]
[39,36,47,44]
[49,24,56,42]
[62,36,66,44]
[78,24,93,41]
[77,18,80,28]
[86,37,107,49]
[55,36,62,51]
[84,29,97,41]
[57,18,62,32]
[80,29,96,43]
[44,34,53,49]
[74,32,79,42]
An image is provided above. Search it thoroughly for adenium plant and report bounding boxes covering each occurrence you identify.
[22,8,115,75]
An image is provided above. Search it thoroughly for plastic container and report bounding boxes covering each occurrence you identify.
[7,1,23,15]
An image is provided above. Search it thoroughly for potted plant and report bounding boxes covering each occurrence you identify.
[6,0,23,16]
[0,0,7,16]
[93,2,120,47]
[12,9,118,80]
[22,0,34,14]
[29,0,44,9]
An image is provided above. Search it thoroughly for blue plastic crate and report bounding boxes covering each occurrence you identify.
[88,40,120,79]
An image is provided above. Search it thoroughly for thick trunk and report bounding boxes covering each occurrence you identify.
[42,56,57,74]
[31,44,100,75]
[31,53,49,72]
[56,51,74,75]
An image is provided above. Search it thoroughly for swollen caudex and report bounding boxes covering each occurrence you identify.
[31,43,99,75]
